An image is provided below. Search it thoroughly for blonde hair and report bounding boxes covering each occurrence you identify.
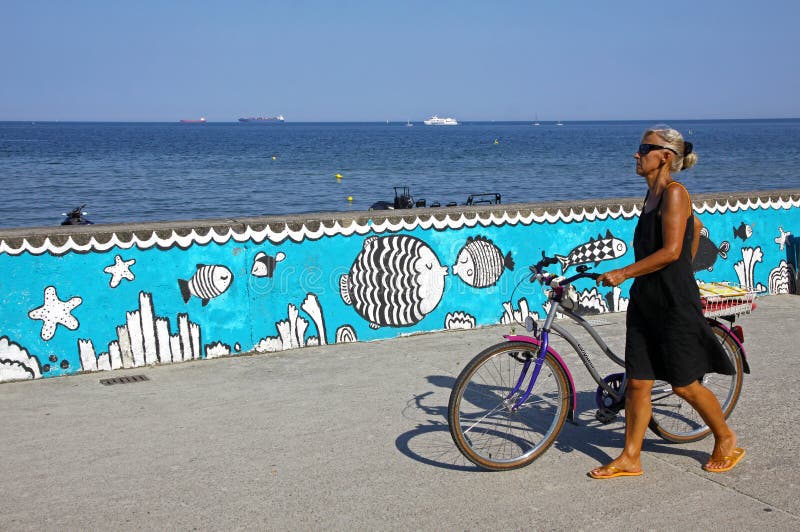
[642,124,697,172]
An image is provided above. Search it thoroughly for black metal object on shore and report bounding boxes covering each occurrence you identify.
[369,187,501,211]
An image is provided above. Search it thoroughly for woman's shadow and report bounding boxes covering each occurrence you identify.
[395,374,710,471]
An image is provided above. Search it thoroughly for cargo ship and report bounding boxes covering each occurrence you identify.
[238,115,285,124]
[179,117,207,124]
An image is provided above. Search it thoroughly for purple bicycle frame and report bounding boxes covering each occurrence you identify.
[502,332,578,416]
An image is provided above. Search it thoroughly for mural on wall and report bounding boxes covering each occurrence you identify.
[574,286,630,315]
[79,292,203,371]
[733,222,753,241]
[733,247,767,292]
[253,293,335,352]
[768,261,793,294]
[692,228,730,272]
[500,298,541,326]
[774,226,791,251]
[104,254,136,288]
[339,235,448,329]
[554,230,627,273]
[0,191,798,382]
[178,264,233,306]
[452,236,514,288]
[28,286,82,341]
[0,336,42,381]
[251,251,285,278]
[444,311,477,330]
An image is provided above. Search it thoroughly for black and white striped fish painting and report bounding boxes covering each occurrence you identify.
[178,264,233,306]
[340,235,448,329]
[453,236,514,288]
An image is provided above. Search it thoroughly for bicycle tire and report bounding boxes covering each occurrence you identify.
[648,320,744,443]
[448,341,570,470]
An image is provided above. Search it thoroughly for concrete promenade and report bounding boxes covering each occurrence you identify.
[2,295,799,531]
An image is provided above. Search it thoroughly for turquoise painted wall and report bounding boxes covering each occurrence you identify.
[1,190,798,382]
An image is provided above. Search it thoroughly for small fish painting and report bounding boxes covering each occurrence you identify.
[453,236,514,288]
[340,235,448,329]
[692,228,730,272]
[178,264,233,306]
[251,251,285,278]
[733,222,753,241]
[555,230,627,273]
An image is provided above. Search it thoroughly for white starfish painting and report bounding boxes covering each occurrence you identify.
[28,286,82,341]
[103,254,136,288]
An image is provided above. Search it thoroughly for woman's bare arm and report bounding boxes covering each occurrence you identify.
[598,183,690,286]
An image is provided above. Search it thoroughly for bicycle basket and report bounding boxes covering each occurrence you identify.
[698,282,757,318]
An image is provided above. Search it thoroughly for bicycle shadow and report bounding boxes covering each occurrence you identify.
[395,375,711,471]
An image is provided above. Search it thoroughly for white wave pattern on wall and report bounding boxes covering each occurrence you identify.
[1,195,798,257]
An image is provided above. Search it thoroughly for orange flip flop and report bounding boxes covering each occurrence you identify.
[588,466,643,479]
[703,447,746,473]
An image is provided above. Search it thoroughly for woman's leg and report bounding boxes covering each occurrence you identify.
[672,381,740,471]
[589,378,654,477]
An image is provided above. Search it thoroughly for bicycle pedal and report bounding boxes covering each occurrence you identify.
[595,407,619,424]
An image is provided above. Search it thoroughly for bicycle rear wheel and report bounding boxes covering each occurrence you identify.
[448,341,570,471]
[648,321,744,443]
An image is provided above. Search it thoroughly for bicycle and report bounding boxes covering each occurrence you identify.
[447,252,755,471]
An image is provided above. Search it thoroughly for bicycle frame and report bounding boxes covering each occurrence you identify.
[448,252,755,471]
[503,297,627,423]
[496,249,754,425]
[502,296,751,426]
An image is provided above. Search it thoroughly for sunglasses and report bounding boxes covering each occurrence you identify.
[638,143,678,156]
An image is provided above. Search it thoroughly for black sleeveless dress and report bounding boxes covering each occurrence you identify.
[625,184,734,387]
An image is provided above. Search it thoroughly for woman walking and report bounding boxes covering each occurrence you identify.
[590,125,745,479]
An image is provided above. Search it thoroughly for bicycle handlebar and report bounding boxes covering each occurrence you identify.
[562,270,601,284]
[528,252,602,286]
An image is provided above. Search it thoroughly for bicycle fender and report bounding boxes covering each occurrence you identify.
[504,335,578,422]
[710,321,751,374]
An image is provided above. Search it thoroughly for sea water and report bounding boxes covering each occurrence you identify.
[0,119,798,228]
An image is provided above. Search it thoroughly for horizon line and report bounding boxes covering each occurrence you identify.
[2,117,799,124]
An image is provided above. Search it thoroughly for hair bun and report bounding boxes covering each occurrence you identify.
[684,141,693,155]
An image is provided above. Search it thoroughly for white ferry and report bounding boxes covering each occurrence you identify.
[423,115,458,126]
[238,115,285,124]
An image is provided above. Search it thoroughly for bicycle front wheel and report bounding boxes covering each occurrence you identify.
[648,321,745,443]
[448,341,570,471]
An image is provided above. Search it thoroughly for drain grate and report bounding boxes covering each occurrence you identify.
[99,374,150,386]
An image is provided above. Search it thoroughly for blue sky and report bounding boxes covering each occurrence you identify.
[2,0,798,122]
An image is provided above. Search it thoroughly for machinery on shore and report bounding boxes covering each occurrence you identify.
[369,187,501,211]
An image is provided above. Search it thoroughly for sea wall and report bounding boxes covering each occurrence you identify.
[1,189,798,382]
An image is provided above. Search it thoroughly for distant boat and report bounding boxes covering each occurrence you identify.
[532,113,540,126]
[238,115,285,124]
[423,115,458,126]
[405,120,413,127]
[555,120,564,126]
[180,117,207,124]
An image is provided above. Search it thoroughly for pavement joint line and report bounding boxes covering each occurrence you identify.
[650,453,800,521]
[700,475,800,520]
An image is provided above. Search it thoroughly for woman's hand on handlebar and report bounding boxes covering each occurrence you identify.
[596,267,628,287]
